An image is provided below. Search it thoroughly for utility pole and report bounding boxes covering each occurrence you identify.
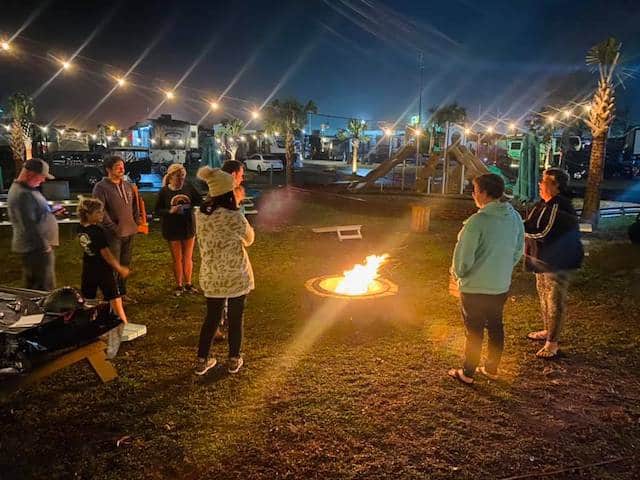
[418,51,424,126]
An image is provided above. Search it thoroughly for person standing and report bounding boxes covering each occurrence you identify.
[525,168,583,359]
[154,163,202,296]
[221,159,246,205]
[448,174,524,385]
[194,166,255,375]
[7,159,62,291]
[92,156,140,300]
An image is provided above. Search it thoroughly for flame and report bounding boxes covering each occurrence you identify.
[335,254,389,295]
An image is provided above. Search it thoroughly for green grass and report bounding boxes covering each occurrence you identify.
[1,192,640,479]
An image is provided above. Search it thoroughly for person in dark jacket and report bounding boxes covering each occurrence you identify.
[154,163,201,296]
[524,168,583,358]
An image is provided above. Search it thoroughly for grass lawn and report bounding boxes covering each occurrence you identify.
[1,190,640,479]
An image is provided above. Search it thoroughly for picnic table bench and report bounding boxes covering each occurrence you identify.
[312,224,363,241]
[0,340,117,397]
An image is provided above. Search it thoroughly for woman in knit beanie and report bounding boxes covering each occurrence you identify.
[193,167,255,375]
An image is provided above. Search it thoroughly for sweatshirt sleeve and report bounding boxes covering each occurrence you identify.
[452,217,481,280]
[525,202,559,242]
[514,219,525,266]
[92,182,117,233]
[18,191,49,252]
[238,213,255,247]
[154,188,169,217]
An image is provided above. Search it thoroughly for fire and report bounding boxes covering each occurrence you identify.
[335,254,389,296]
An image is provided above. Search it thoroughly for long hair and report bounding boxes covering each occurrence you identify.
[200,190,238,215]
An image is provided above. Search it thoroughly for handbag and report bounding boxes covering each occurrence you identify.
[131,184,149,235]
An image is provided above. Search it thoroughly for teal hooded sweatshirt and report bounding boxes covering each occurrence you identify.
[451,200,524,295]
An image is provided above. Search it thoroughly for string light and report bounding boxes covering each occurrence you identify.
[164,139,171,145]
[116,77,126,87]
[583,104,592,113]
[209,101,219,110]
[562,109,572,118]
[464,127,471,135]
[251,110,260,119]
[165,91,175,100]
[1,41,10,51]
[547,114,556,124]
[486,126,494,134]
[509,123,516,131]
[61,60,72,70]
[384,128,393,136]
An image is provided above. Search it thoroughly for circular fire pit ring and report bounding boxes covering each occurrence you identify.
[304,275,398,300]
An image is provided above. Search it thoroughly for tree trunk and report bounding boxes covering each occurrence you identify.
[10,119,25,176]
[581,132,606,227]
[230,145,238,161]
[285,131,295,185]
[352,140,359,174]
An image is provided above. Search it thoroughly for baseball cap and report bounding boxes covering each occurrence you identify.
[24,158,55,180]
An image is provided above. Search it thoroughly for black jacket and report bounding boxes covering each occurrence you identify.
[524,195,584,273]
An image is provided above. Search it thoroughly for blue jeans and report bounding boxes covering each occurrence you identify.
[460,292,508,377]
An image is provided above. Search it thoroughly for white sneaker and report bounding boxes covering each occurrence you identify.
[195,357,217,375]
[228,356,244,374]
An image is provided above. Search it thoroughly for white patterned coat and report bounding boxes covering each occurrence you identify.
[196,208,255,298]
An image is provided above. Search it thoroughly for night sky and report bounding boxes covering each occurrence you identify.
[1,0,639,130]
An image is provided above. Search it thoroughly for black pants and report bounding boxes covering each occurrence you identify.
[460,292,508,377]
[22,250,55,291]
[108,235,134,295]
[198,295,245,359]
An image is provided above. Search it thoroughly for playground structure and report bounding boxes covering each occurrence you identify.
[350,122,490,195]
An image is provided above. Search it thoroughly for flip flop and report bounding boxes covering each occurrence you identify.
[536,346,559,359]
[447,368,474,385]
[527,331,548,341]
[476,366,499,380]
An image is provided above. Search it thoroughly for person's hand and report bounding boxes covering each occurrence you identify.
[118,266,131,278]
[52,207,67,217]
[169,205,181,214]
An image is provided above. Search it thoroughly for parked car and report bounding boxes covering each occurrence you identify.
[244,154,284,173]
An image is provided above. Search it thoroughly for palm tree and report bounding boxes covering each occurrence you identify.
[581,38,622,226]
[8,93,35,174]
[337,119,369,174]
[216,118,245,161]
[428,102,467,127]
[263,98,317,184]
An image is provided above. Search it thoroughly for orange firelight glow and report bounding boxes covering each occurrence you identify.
[335,254,389,296]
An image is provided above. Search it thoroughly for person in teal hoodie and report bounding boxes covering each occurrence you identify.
[448,173,524,385]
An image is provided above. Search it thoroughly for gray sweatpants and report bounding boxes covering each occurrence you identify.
[535,271,571,342]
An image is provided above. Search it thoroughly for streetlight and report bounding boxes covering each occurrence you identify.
[165,91,175,100]
[583,104,592,113]
[251,110,260,120]
[61,60,72,70]
[547,114,556,124]
[509,123,516,132]
[384,128,394,161]
[1,41,10,52]
[562,109,572,119]
[116,77,126,87]
[240,135,247,142]
[486,125,494,134]
[210,101,219,110]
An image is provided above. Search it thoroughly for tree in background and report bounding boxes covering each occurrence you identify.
[337,119,369,175]
[8,93,35,174]
[216,118,245,161]
[581,38,623,227]
[426,102,467,154]
[263,98,317,184]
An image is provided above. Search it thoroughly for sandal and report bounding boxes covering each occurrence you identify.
[527,330,548,341]
[476,366,499,380]
[447,368,474,385]
[536,346,559,359]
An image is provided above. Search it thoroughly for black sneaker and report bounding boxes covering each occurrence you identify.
[174,286,184,297]
[184,284,200,294]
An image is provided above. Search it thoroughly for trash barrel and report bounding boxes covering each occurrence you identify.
[410,204,430,233]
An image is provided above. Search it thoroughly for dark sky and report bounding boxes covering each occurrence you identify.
[1,0,639,131]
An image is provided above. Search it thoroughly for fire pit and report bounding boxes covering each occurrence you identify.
[304,255,400,321]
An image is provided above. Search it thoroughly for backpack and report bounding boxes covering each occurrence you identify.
[629,213,640,244]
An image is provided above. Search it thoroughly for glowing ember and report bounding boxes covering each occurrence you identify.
[335,254,389,296]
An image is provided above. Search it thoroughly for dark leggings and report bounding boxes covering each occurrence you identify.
[197,295,245,359]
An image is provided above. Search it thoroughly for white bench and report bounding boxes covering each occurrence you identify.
[312,224,362,241]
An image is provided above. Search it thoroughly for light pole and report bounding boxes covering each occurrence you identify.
[384,128,393,162]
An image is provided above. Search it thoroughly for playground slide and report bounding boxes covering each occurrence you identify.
[447,144,489,178]
[350,144,416,190]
